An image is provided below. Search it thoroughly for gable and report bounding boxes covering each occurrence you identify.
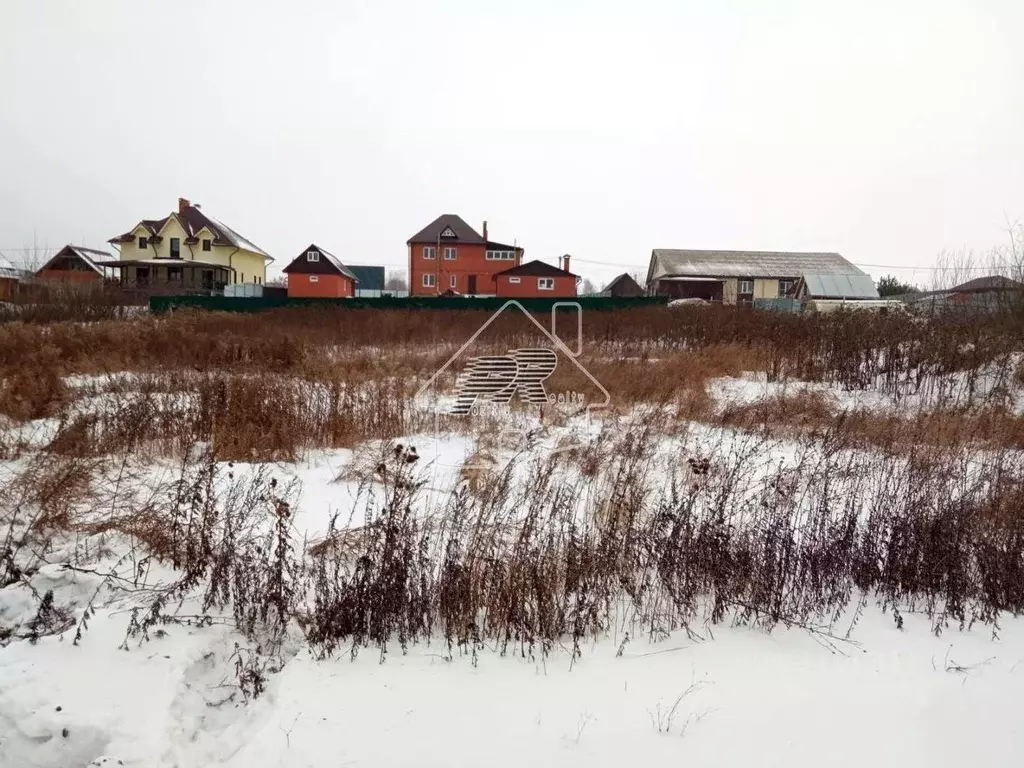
[282,244,357,280]
[38,245,107,275]
[407,214,484,245]
[155,216,188,239]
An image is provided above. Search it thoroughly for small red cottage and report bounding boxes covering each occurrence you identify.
[36,245,112,284]
[494,255,579,298]
[282,244,357,298]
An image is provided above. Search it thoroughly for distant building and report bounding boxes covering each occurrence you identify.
[282,244,358,298]
[0,254,28,301]
[646,249,875,304]
[904,276,1024,313]
[494,256,578,298]
[36,245,113,284]
[348,265,386,297]
[600,273,644,298]
[105,198,273,293]
[407,214,523,297]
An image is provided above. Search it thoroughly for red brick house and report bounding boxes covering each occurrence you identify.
[36,245,112,284]
[407,214,523,296]
[282,244,357,298]
[494,256,579,298]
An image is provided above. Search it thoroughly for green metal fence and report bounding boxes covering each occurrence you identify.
[149,294,668,314]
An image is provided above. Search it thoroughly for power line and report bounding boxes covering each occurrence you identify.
[0,246,1014,274]
[567,256,1020,273]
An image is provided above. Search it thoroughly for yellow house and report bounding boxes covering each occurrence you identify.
[105,198,272,292]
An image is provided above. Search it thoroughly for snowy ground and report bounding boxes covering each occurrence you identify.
[3,368,1024,767]
[2,593,1022,768]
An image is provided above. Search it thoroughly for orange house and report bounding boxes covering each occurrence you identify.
[494,256,579,298]
[407,214,523,296]
[282,244,357,298]
[36,245,111,283]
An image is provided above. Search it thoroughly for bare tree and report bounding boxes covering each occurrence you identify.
[15,233,53,274]
[989,217,1024,283]
[931,247,978,291]
[580,278,598,295]
[384,272,408,291]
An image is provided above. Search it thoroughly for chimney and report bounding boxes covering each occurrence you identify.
[482,220,488,243]
[562,254,571,273]
[178,197,191,214]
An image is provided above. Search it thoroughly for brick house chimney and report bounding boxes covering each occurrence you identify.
[482,220,488,243]
[562,254,571,273]
[178,198,191,214]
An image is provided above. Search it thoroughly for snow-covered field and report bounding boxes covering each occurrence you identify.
[4,593,1022,768]
[3,364,1024,768]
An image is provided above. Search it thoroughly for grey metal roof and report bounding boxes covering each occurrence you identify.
[69,246,111,275]
[0,253,24,280]
[800,273,878,299]
[648,249,866,282]
[348,265,385,291]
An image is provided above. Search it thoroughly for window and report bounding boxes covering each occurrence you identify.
[310,275,319,283]
[423,273,436,287]
[423,246,436,260]
[439,227,457,238]
[168,266,182,281]
[138,236,147,249]
[485,250,516,260]
[170,238,181,259]
[538,278,554,291]
[202,239,211,252]
[449,274,457,289]
[307,250,319,262]
[739,279,754,294]
[444,247,457,260]
[509,277,521,284]
[779,280,794,297]
[241,272,245,283]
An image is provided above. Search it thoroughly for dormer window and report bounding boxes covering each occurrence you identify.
[138,236,147,249]
[439,227,457,238]
[307,250,319,262]
[202,239,212,252]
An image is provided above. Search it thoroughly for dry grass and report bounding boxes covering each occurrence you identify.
[0,303,1022,458]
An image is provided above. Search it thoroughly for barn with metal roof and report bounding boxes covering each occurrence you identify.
[645,248,876,303]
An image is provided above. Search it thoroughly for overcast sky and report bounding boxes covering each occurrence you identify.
[1,0,1020,287]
